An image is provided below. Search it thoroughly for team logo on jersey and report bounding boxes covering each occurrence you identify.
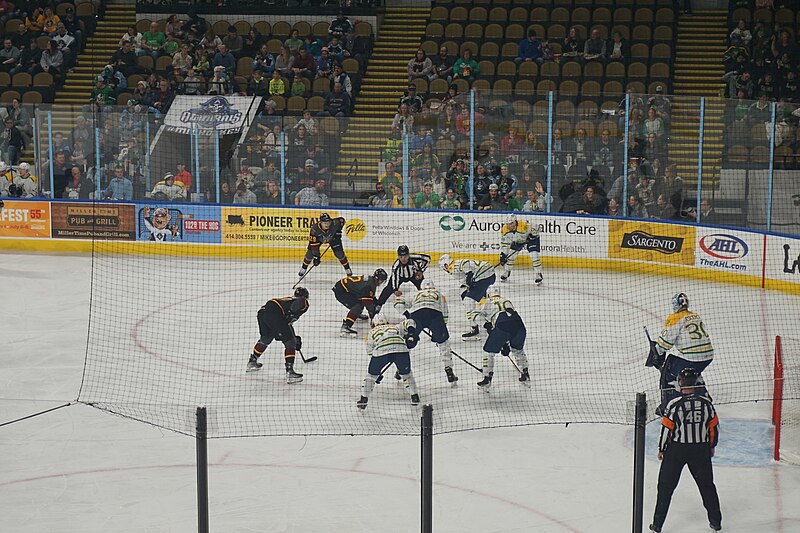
[699,234,748,260]
[621,230,683,254]
[439,215,465,231]
[344,218,367,241]
[784,244,800,274]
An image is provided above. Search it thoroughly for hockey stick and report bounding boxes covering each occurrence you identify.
[297,348,317,363]
[292,244,332,289]
[419,330,483,373]
[374,361,395,384]
[494,247,523,269]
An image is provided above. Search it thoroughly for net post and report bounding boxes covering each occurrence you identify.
[196,406,209,533]
[421,404,433,533]
[773,335,783,461]
[632,392,647,533]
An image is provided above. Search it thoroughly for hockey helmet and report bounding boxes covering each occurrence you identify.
[397,244,410,256]
[372,313,389,326]
[672,292,689,313]
[487,284,501,298]
[373,268,388,283]
[504,215,517,226]
[294,286,309,299]
[319,212,332,223]
[421,279,435,290]
[438,254,453,271]
[678,367,700,388]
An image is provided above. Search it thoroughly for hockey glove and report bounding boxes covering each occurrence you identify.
[460,287,469,300]
[499,252,508,266]
[294,335,302,351]
[500,342,510,357]
[483,321,494,333]
[405,335,418,349]
[645,341,664,369]
[313,256,321,266]
[510,242,525,251]
[373,304,382,314]
[465,271,475,286]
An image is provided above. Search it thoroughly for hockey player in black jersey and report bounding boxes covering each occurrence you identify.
[376,245,431,306]
[247,287,310,384]
[332,269,388,337]
[298,213,352,277]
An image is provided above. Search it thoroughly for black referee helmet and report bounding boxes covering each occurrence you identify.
[678,367,700,388]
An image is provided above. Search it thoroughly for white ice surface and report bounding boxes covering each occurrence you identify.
[1,252,799,533]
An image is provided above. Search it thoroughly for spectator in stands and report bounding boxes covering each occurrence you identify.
[500,126,524,163]
[643,107,666,140]
[379,161,402,189]
[223,26,243,58]
[34,39,63,79]
[295,177,329,206]
[268,69,286,96]
[329,11,354,41]
[415,181,440,209]
[730,19,752,48]
[142,22,166,62]
[515,28,543,66]
[562,27,583,62]
[643,132,666,166]
[388,183,406,208]
[321,80,351,117]
[274,46,294,74]
[25,8,43,34]
[194,49,211,78]
[723,69,755,99]
[165,15,183,39]
[11,22,30,50]
[757,72,777,100]
[232,180,257,204]
[477,183,505,211]
[316,47,334,79]
[771,31,796,62]
[627,194,648,218]
[634,172,655,208]
[329,63,352,95]
[40,7,60,37]
[746,94,771,127]
[292,46,316,81]
[407,48,434,83]
[409,127,433,156]
[606,197,621,217]
[172,43,193,75]
[431,45,454,83]
[219,180,233,203]
[0,0,21,27]
[0,116,23,164]
[253,43,275,75]
[569,185,606,215]
[551,127,574,167]
[0,38,20,73]
[101,165,133,200]
[342,29,368,69]
[163,32,180,58]
[607,31,628,64]
[496,164,517,199]
[583,28,607,64]
[651,193,676,219]
[290,72,307,96]
[411,141,440,178]
[472,162,492,200]
[247,68,268,97]
[174,162,192,191]
[699,198,718,224]
[369,181,392,208]
[438,187,459,209]
[151,173,187,201]
[88,76,115,111]
[284,29,303,56]
[782,72,798,102]
[61,6,83,50]
[456,103,483,136]
[453,48,479,83]
[200,30,222,55]
[609,168,639,204]
[8,98,31,148]
[111,40,141,77]
[152,79,175,114]
[525,183,550,212]
[260,178,281,205]
[648,86,672,124]
[326,36,345,63]
[573,127,591,169]
[118,25,142,55]
[213,43,236,74]
[397,84,423,115]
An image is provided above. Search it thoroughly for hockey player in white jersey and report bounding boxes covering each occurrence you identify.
[357,314,420,410]
[438,254,497,340]
[395,279,458,384]
[499,215,543,285]
[467,285,530,391]
[646,292,715,415]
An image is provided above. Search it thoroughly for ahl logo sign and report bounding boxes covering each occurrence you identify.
[699,234,748,259]
[439,215,465,231]
[621,230,683,254]
[344,218,367,241]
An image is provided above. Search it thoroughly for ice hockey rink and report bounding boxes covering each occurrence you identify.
[2,251,800,533]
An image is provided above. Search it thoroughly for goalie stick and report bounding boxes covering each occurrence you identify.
[644,326,664,368]
[292,244,332,289]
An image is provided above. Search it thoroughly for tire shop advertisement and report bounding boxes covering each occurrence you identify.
[0,200,51,238]
[608,220,695,265]
[51,202,136,240]
[694,228,762,277]
[435,212,608,259]
[135,203,221,243]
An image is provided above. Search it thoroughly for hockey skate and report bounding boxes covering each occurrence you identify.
[519,367,531,387]
[534,273,543,286]
[356,396,368,410]
[462,326,480,341]
[285,364,303,384]
[444,367,459,385]
[246,354,262,372]
[410,394,420,405]
[477,372,493,392]
[340,321,358,337]
[709,522,722,531]
[298,265,308,277]
[648,524,661,533]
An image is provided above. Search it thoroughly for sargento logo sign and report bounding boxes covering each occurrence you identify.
[699,234,748,260]
[439,215,465,231]
[621,230,683,254]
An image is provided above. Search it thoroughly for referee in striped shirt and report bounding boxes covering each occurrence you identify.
[377,245,431,306]
[650,368,722,533]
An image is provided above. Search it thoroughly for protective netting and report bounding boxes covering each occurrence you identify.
[77,208,800,437]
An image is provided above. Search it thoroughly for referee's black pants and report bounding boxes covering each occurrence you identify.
[652,442,721,529]
[377,275,422,305]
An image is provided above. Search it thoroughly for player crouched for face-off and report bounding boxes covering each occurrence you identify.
[333,269,388,337]
[298,213,353,278]
[499,215,543,285]
[438,254,497,341]
[247,287,310,384]
[394,279,458,385]
[468,285,531,391]
[357,314,420,410]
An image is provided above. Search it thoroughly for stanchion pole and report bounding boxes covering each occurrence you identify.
[632,393,647,533]
[196,407,209,533]
[421,404,433,533]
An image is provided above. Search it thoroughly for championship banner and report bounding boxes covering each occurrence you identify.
[608,220,695,265]
[164,95,262,135]
[51,202,136,240]
[0,200,50,238]
[135,203,221,243]
[221,207,338,245]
